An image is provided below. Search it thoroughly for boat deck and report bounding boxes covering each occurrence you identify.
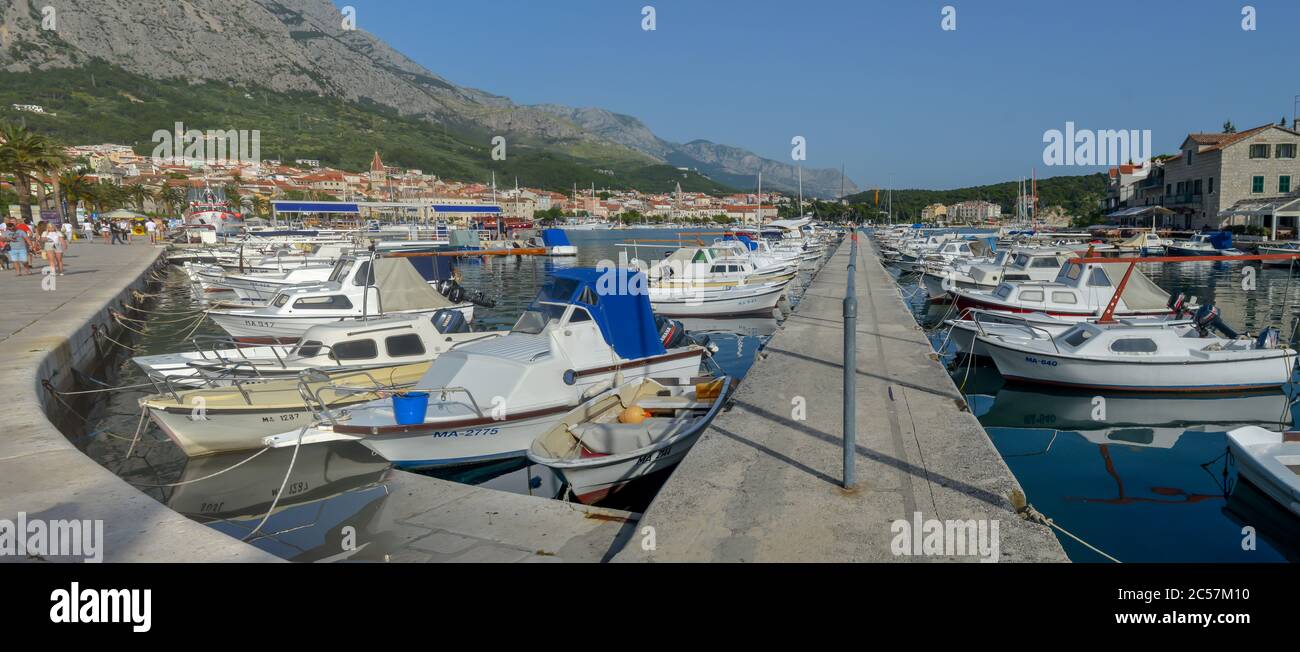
[615,236,1069,562]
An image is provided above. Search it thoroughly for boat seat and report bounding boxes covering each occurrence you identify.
[571,417,690,455]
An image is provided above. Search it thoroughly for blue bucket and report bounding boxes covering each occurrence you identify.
[392,392,430,425]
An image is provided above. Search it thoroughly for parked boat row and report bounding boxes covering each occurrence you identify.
[134,223,837,504]
[874,224,1300,522]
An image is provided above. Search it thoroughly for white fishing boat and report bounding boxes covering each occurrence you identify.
[1166,232,1244,257]
[943,298,1194,357]
[139,362,432,457]
[977,320,1296,392]
[1226,427,1300,517]
[134,310,498,387]
[631,244,795,317]
[527,376,731,504]
[263,268,707,469]
[950,259,1174,320]
[921,247,1075,300]
[205,257,474,343]
[1112,231,1167,256]
[1258,242,1300,268]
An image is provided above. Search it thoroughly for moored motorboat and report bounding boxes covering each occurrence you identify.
[263,268,707,469]
[978,320,1296,392]
[527,376,731,503]
[134,310,497,388]
[1226,427,1300,517]
[205,257,474,344]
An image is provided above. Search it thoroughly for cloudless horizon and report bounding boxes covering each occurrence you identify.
[337,0,1300,192]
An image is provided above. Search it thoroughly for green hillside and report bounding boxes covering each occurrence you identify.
[0,62,735,195]
[844,174,1107,222]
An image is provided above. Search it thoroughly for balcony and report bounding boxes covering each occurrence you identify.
[1161,193,1203,207]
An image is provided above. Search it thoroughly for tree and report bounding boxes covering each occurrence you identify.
[59,169,93,225]
[0,121,58,223]
[1223,121,1237,134]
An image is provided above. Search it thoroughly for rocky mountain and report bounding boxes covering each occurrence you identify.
[0,0,857,196]
[534,105,858,198]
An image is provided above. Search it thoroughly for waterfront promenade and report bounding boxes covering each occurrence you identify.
[618,237,1069,562]
[0,240,277,562]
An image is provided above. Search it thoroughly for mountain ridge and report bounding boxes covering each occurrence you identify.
[0,0,856,197]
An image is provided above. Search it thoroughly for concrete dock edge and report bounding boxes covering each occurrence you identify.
[0,244,280,562]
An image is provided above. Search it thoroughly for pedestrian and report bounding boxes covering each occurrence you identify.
[42,223,65,276]
[101,220,112,244]
[145,217,157,243]
[6,221,32,276]
[61,221,74,248]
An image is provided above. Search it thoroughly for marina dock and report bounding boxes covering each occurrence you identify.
[616,237,1069,562]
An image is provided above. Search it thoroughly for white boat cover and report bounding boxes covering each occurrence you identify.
[1092,261,1169,310]
[374,258,455,312]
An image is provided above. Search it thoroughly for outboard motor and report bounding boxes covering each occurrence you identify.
[435,279,496,308]
[655,316,687,349]
[1255,326,1280,350]
[431,309,470,334]
[1166,292,1187,316]
[1194,304,1239,339]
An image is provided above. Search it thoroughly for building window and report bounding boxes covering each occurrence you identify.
[1165,184,1172,196]
[1250,144,1271,159]
[1276,144,1296,159]
[1281,176,1292,193]
[1193,179,1202,195]
[1186,150,1193,165]
[1252,176,1265,193]
[1208,177,1215,194]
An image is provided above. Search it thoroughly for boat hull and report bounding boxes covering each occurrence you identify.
[983,339,1296,392]
[649,283,787,317]
[340,353,704,469]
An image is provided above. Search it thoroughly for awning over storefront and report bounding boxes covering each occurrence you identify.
[1218,195,1300,238]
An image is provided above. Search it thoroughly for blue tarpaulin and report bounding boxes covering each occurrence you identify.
[540,228,572,247]
[540,268,665,361]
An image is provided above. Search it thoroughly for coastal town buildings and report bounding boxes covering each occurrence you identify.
[1106,123,1300,233]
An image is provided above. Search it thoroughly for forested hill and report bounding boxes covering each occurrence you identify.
[844,174,1107,222]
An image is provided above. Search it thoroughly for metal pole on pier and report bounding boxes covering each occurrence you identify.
[842,227,858,489]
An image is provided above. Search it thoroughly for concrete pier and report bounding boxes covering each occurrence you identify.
[617,238,1069,562]
[0,241,278,562]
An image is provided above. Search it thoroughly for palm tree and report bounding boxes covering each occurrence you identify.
[123,183,150,212]
[0,121,54,223]
[59,169,93,226]
[153,184,184,217]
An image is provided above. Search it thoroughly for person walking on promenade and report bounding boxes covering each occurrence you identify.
[100,220,112,244]
[110,221,124,245]
[61,220,74,248]
[6,220,33,276]
[42,223,66,276]
[145,217,157,243]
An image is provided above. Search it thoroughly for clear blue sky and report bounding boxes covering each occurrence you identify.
[337,0,1300,191]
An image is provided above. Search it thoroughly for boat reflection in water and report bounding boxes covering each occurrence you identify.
[165,442,393,562]
[967,387,1296,562]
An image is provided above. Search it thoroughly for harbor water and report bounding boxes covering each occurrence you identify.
[68,229,816,561]
[892,257,1300,563]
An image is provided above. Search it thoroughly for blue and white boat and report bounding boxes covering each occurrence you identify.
[1166,231,1244,257]
[264,268,705,469]
[536,228,577,256]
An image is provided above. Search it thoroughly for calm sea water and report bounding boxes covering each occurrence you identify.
[891,256,1300,563]
[72,228,814,560]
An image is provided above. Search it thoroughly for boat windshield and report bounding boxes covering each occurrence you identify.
[327,258,352,284]
[512,302,569,334]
